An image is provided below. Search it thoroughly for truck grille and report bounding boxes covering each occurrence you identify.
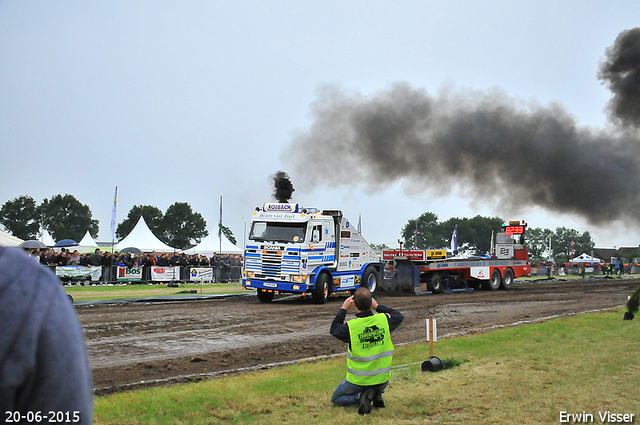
[261,251,282,277]
[245,246,300,280]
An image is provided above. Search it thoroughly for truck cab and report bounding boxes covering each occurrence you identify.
[242,203,382,303]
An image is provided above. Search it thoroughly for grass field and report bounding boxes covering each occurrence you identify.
[93,310,639,424]
[65,282,248,301]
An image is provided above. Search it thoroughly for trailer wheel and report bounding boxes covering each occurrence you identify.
[257,289,274,302]
[501,268,514,290]
[312,272,331,304]
[428,273,444,293]
[482,269,501,291]
[361,266,378,294]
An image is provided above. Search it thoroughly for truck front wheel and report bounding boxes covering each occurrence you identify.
[257,289,274,302]
[312,273,331,304]
[361,266,378,294]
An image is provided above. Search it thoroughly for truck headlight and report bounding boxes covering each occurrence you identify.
[247,271,254,278]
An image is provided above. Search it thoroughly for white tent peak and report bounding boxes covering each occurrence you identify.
[73,230,99,253]
[115,216,177,252]
[182,229,242,256]
[39,227,55,247]
[79,230,98,247]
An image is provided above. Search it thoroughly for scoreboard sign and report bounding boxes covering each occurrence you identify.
[504,225,525,235]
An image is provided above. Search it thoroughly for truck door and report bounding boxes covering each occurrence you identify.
[307,221,327,268]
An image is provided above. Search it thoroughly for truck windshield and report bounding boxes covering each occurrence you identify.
[249,221,306,243]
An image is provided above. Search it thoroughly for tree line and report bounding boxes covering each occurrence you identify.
[396,212,595,261]
[0,195,596,258]
[0,194,236,250]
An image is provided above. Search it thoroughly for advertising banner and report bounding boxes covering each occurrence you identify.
[382,250,425,261]
[116,266,143,282]
[151,266,181,282]
[189,267,214,282]
[56,266,102,281]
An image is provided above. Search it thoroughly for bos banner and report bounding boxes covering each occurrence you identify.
[56,266,102,281]
[189,267,214,282]
[151,266,181,281]
[116,266,143,282]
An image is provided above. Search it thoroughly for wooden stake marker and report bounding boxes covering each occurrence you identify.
[426,317,437,357]
[421,317,443,372]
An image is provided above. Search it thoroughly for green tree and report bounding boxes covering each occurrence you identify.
[116,205,164,240]
[162,202,208,249]
[0,195,40,240]
[401,212,445,249]
[219,224,237,246]
[552,227,594,260]
[39,194,99,242]
[526,227,554,259]
[402,213,503,253]
[441,215,504,254]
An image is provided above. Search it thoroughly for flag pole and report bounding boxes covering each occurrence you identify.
[110,186,118,284]
[218,195,223,255]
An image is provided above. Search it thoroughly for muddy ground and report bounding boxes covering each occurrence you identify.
[77,277,640,396]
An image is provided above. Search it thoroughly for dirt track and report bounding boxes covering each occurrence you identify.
[77,277,640,396]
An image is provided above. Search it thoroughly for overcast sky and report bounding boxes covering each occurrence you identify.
[2,1,640,249]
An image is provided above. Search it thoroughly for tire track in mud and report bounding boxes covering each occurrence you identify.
[80,277,639,395]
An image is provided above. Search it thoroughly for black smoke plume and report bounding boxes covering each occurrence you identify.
[273,170,295,203]
[284,28,640,225]
[598,27,640,127]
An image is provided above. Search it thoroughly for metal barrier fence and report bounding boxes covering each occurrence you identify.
[50,265,242,284]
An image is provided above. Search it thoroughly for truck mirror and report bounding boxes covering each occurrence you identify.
[312,229,320,243]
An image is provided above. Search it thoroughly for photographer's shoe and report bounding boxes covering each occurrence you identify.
[358,388,375,415]
[373,391,385,408]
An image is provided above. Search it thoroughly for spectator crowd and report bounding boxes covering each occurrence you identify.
[24,247,243,283]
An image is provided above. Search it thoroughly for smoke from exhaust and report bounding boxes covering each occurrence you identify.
[283,28,640,225]
[599,27,640,127]
[272,170,295,203]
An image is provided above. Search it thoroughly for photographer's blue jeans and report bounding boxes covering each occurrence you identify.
[331,378,388,406]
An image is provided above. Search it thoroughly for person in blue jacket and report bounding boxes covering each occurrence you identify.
[0,247,93,424]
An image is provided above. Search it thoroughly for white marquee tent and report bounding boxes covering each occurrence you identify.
[74,230,99,252]
[39,228,55,247]
[182,230,242,256]
[78,230,98,247]
[0,229,23,247]
[115,217,177,252]
[569,253,601,264]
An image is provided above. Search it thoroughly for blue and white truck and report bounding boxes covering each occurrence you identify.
[242,203,383,303]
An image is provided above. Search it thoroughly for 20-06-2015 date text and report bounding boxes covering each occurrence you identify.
[5,411,80,423]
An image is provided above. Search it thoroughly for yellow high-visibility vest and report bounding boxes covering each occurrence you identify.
[346,313,394,385]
